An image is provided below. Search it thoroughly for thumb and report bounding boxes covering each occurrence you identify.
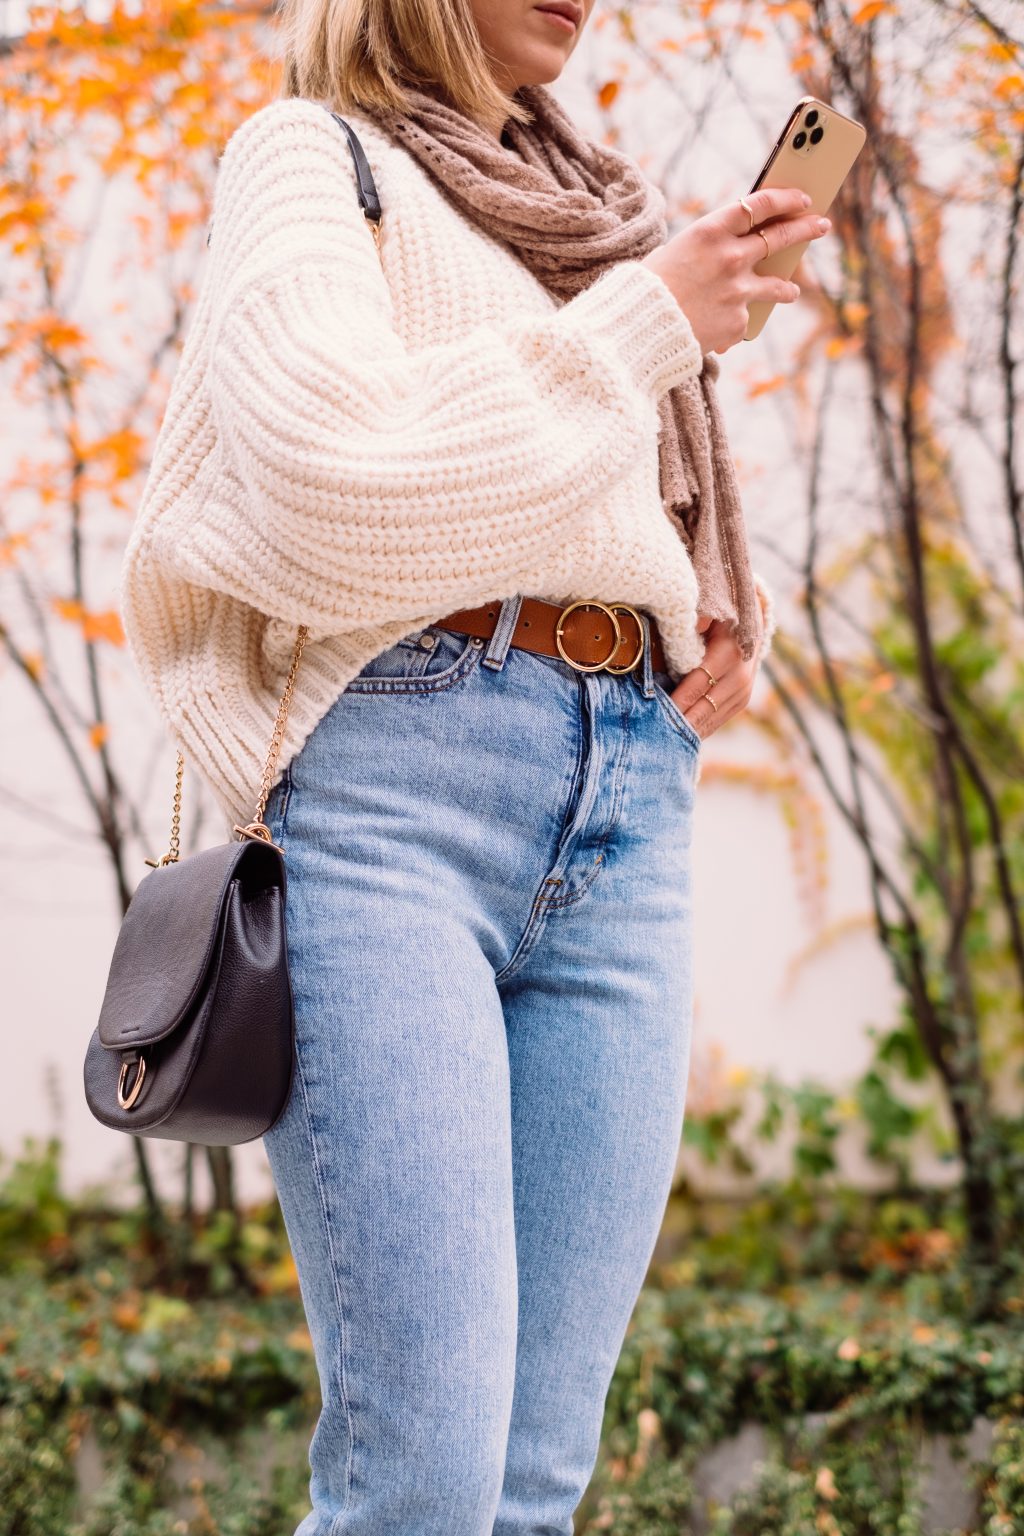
[696,612,714,634]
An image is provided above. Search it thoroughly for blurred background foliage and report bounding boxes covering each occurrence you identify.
[2,0,1023,1528]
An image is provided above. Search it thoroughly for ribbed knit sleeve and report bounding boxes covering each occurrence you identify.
[751,572,778,662]
[178,98,705,631]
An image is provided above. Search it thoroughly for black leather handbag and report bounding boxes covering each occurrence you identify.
[83,110,384,1147]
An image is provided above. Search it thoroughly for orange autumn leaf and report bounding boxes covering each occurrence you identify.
[51,598,125,645]
[597,80,620,110]
[89,721,109,749]
[843,301,871,331]
[82,610,126,645]
[84,427,145,480]
[75,78,113,109]
[52,597,85,623]
[0,197,51,239]
[748,373,789,399]
[825,335,863,360]
[0,532,31,565]
[852,0,893,21]
[36,315,89,352]
[180,121,208,149]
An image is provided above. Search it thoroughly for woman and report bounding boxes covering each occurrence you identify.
[120,0,829,1529]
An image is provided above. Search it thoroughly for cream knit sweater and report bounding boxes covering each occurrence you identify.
[120,97,776,834]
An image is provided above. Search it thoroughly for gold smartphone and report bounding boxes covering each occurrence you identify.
[743,96,866,341]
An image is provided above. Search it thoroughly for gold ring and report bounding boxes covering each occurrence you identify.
[738,196,756,233]
[604,602,646,675]
[697,663,716,688]
[555,600,622,673]
[755,228,771,261]
[701,689,718,712]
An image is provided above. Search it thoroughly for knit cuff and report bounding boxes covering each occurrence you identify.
[751,570,778,663]
[555,258,705,402]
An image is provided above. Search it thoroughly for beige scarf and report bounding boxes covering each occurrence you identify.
[370,80,762,662]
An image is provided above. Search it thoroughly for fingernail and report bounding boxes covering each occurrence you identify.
[802,192,813,207]
[818,216,831,231]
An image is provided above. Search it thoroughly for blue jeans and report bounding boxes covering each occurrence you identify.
[262,592,701,1536]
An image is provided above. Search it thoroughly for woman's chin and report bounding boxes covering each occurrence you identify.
[507,55,570,88]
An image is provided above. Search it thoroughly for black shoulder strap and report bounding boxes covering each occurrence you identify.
[328,111,383,228]
[206,105,382,249]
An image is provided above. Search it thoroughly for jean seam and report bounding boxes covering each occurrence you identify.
[493,887,551,985]
[537,851,606,909]
[292,1046,357,1525]
[494,700,584,983]
[539,705,629,909]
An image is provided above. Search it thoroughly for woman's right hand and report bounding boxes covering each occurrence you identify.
[640,186,832,356]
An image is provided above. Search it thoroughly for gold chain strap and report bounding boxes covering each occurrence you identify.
[145,623,308,865]
[230,620,310,847]
[146,205,385,867]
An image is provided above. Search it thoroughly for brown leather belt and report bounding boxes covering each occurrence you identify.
[433,596,668,676]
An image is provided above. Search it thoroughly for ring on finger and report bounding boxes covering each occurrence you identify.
[701,689,718,711]
[754,228,771,260]
[697,663,716,687]
[738,196,756,233]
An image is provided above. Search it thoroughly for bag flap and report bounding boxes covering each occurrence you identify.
[96,839,282,1051]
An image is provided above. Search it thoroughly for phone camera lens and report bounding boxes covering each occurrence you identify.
[804,108,819,126]
[810,126,824,144]
[793,130,807,149]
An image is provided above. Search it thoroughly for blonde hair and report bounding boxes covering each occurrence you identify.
[276,0,535,139]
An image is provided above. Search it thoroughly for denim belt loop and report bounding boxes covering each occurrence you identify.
[481,593,525,671]
[637,613,657,698]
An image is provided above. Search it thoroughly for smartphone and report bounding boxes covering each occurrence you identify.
[743,96,866,341]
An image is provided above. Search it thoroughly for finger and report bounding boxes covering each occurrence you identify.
[747,212,831,264]
[725,186,810,236]
[750,275,802,308]
[696,612,714,634]
[683,695,724,741]
[686,666,748,731]
[672,678,738,743]
[674,632,745,710]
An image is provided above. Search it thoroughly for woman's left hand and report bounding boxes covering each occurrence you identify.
[667,606,765,743]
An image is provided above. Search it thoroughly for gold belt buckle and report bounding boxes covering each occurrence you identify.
[554,600,646,675]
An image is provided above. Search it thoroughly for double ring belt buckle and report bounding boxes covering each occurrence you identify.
[554,600,646,675]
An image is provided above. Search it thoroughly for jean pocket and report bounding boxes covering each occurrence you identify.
[652,673,704,757]
[343,625,485,695]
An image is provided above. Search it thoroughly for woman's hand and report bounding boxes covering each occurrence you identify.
[669,605,765,742]
[640,186,832,356]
